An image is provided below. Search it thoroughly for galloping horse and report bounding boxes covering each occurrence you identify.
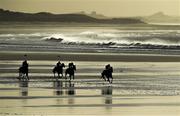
[65,63,76,80]
[101,64,113,83]
[18,60,29,81]
[53,63,65,78]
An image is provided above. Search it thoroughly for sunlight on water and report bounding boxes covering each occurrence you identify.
[0,60,180,115]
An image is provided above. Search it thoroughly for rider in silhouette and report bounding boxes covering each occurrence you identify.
[65,62,76,80]
[21,54,29,80]
[106,64,113,78]
[102,64,113,83]
[56,56,63,69]
[56,61,61,67]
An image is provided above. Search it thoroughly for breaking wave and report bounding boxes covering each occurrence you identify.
[42,30,180,47]
[1,30,180,49]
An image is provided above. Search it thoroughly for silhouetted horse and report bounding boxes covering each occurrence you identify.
[101,66,113,83]
[53,63,65,78]
[18,66,29,81]
[65,63,76,80]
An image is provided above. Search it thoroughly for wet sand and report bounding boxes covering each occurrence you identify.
[0,51,180,115]
[1,51,180,62]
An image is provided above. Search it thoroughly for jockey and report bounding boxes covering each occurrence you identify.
[22,54,28,69]
[56,55,61,67]
[56,61,61,67]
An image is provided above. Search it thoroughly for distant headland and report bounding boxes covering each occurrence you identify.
[0,9,145,24]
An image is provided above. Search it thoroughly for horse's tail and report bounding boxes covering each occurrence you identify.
[101,70,105,77]
[19,66,23,73]
[52,66,56,73]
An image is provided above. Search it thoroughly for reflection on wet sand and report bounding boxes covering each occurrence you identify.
[0,78,180,115]
[53,80,63,95]
[19,81,28,96]
[53,80,76,105]
[65,81,75,95]
[65,81,75,105]
[101,86,113,105]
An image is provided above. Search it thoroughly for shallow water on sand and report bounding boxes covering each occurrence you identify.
[0,79,180,115]
[0,61,180,115]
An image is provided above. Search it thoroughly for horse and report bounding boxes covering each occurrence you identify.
[53,63,65,78]
[65,64,76,80]
[101,67,113,83]
[18,66,29,81]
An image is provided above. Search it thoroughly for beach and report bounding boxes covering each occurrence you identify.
[0,23,180,115]
[0,50,180,115]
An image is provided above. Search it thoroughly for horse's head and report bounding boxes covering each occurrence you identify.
[61,63,65,67]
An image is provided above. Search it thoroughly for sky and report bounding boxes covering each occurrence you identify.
[0,0,179,17]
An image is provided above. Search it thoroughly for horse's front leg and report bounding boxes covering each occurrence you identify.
[65,72,68,79]
[111,76,113,84]
[58,73,60,79]
[59,73,63,79]
[107,77,111,83]
[26,73,29,80]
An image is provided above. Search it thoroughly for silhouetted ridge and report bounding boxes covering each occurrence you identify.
[0,9,145,24]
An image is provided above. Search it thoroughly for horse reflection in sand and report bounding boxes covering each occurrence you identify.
[19,81,29,96]
[101,86,113,105]
[53,80,76,105]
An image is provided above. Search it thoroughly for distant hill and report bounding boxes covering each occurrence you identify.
[142,12,180,24]
[0,9,145,24]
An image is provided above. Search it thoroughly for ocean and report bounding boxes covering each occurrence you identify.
[0,23,180,54]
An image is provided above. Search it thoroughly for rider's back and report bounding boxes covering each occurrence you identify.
[22,61,28,69]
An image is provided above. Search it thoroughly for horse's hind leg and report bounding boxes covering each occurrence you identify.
[65,73,66,79]
[26,73,29,80]
[58,73,60,78]
[72,74,74,80]
[107,77,110,83]
[102,76,106,81]
[101,73,106,81]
